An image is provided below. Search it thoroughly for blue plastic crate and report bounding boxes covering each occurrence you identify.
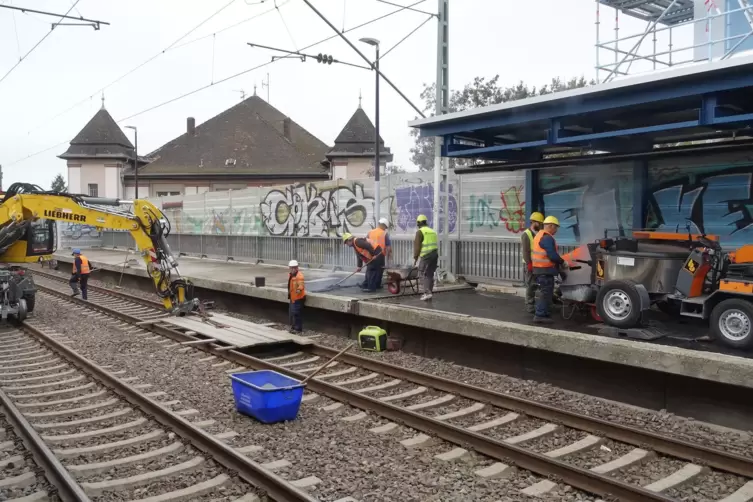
[229,370,305,424]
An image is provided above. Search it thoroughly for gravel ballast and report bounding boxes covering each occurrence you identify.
[31,297,600,501]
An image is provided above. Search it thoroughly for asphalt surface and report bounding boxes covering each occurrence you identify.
[375,289,751,359]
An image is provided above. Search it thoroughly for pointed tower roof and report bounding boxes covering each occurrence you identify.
[327,108,392,160]
[59,108,134,160]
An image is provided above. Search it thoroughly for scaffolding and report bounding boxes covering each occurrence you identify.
[595,0,753,83]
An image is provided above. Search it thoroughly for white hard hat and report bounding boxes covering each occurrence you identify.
[288,260,299,267]
[378,217,389,225]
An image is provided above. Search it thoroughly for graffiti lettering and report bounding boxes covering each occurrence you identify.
[541,187,587,242]
[260,182,392,237]
[499,186,525,233]
[652,185,702,233]
[60,223,101,240]
[466,194,499,233]
[395,181,457,233]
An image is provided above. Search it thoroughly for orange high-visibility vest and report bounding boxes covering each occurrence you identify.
[368,228,387,252]
[73,255,91,274]
[532,231,557,269]
[353,238,379,263]
[288,271,305,302]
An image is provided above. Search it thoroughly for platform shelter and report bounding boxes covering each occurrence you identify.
[409,55,753,248]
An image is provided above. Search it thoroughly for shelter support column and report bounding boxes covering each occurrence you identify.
[632,160,648,233]
[525,169,539,222]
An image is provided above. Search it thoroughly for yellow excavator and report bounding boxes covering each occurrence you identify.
[0,183,199,320]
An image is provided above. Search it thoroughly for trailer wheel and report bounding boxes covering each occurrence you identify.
[16,298,27,322]
[710,298,753,350]
[387,282,400,295]
[596,280,642,329]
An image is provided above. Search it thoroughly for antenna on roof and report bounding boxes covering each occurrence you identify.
[100,92,105,110]
[234,89,246,100]
[358,89,362,109]
[253,83,257,96]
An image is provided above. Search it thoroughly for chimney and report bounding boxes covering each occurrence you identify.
[283,117,291,141]
[187,117,196,136]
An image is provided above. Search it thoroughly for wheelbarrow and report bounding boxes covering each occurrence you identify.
[385,266,420,295]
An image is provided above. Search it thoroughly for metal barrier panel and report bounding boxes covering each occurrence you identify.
[100,231,577,283]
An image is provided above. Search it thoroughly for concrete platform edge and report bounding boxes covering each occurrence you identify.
[53,253,753,390]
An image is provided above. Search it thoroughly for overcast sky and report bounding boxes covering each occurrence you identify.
[0,0,695,189]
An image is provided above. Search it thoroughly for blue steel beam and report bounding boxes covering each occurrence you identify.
[417,73,753,138]
[445,93,753,160]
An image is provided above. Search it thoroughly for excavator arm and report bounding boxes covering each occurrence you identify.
[0,184,199,315]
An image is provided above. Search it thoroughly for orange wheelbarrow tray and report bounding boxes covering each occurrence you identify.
[384,266,420,295]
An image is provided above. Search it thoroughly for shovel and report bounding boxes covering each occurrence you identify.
[300,343,355,385]
[322,253,380,292]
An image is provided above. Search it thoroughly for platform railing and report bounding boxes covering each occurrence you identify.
[81,231,573,284]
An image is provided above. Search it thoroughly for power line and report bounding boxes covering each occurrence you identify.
[379,13,432,60]
[26,0,246,134]
[299,0,426,117]
[0,0,82,85]
[275,0,298,50]
[5,0,429,167]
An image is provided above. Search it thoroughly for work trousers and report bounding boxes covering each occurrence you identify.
[524,268,536,313]
[289,299,304,333]
[534,274,555,318]
[418,251,439,293]
[364,254,385,292]
[70,274,89,300]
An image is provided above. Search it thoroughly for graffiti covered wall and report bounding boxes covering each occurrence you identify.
[647,153,753,248]
[458,172,527,238]
[155,173,465,239]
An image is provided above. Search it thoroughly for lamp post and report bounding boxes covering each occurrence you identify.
[359,37,381,225]
[125,126,138,199]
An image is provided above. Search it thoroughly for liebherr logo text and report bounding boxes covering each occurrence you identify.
[43,210,87,222]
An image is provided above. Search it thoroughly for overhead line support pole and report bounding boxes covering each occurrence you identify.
[434,0,451,280]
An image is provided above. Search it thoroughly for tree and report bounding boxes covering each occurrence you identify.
[410,76,594,171]
[50,174,67,193]
[364,163,407,177]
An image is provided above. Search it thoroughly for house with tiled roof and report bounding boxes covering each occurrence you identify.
[58,101,142,199]
[61,95,332,199]
[327,103,393,180]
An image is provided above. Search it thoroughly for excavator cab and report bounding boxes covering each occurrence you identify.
[0,218,56,263]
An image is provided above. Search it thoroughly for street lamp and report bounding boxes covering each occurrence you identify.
[125,126,138,199]
[359,37,381,225]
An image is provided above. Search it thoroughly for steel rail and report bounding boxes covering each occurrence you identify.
[32,274,753,477]
[0,385,91,502]
[306,345,753,478]
[32,286,675,501]
[19,321,317,502]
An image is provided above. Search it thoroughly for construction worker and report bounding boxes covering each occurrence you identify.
[531,216,567,323]
[367,217,392,289]
[522,212,545,314]
[287,260,305,334]
[412,214,438,301]
[342,233,384,293]
[70,248,91,300]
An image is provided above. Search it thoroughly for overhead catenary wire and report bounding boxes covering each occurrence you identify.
[5,0,429,167]
[275,0,298,50]
[379,13,433,60]
[25,0,259,135]
[0,0,81,85]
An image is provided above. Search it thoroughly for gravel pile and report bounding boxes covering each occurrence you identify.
[32,298,598,501]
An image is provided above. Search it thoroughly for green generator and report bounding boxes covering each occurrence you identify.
[358,326,387,352]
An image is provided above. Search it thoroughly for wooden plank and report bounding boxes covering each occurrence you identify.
[160,316,309,349]
[180,339,217,346]
[201,314,311,345]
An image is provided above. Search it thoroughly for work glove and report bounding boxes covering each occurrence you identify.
[561,261,570,271]
[526,262,533,272]
[356,267,362,273]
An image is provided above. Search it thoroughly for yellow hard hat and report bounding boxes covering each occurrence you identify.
[543,216,560,226]
[342,232,353,242]
[530,212,544,223]
[416,214,428,223]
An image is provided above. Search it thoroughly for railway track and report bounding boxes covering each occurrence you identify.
[0,320,321,501]
[30,270,753,501]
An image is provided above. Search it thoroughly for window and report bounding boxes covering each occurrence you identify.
[88,184,98,197]
[156,191,181,197]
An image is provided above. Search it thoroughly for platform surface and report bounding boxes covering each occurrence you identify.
[159,312,312,349]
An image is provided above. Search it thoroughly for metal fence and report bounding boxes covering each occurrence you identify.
[92,231,566,283]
